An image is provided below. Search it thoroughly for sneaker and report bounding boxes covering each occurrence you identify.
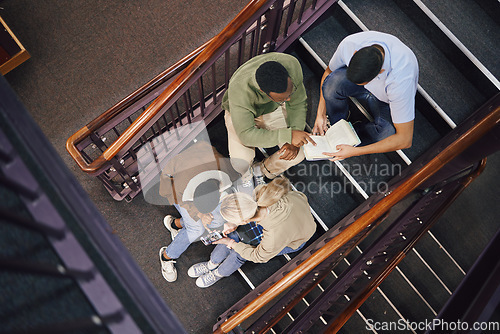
[164,215,179,240]
[196,269,224,288]
[159,247,177,282]
[187,260,219,278]
[236,174,255,196]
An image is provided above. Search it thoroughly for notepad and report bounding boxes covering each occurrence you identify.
[304,119,361,161]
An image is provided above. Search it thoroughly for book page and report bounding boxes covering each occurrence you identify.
[303,135,332,160]
[325,119,360,152]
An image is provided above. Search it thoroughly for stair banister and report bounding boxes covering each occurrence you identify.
[66,0,272,175]
[213,98,500,334]
[66,39,211,174]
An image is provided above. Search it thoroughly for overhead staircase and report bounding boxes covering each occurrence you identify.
[3,0,498,333]
[65,0,499,333]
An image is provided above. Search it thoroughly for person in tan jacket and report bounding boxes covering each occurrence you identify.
[187,177,316,288]
[158,141,239,282]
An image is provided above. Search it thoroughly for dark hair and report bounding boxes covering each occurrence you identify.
[255,61,289,94]
[193,179,220,214]
[346,45,384,84]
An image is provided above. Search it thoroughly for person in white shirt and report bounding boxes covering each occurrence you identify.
[312,31,419,160]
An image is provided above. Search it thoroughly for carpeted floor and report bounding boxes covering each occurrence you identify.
[2,0,499,332]
[1,1,251,332]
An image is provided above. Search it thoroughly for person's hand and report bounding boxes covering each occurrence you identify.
[223,222,238,235]
[199,213,214,231]
[323,145,359,161]
[278,143,300,160]
[291,130,316,147]
[312,114,328,135]
[213,237,236,249]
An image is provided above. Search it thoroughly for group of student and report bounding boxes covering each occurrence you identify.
[158,31,419,288]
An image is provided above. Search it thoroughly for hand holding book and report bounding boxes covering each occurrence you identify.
[303,119,361,161]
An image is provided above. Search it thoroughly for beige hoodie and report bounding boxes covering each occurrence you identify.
[232,191,316,263]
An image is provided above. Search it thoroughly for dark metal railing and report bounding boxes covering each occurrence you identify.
[0,128,140,333]
[66,0,339,201]
[1,75,186,334]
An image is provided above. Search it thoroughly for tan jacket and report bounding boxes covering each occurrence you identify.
[159,141,238,219]
[233,191,316,263]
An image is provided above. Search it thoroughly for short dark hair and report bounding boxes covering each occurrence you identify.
[193,179,220,214]
[346,45,384,84]
[255,61,289,94]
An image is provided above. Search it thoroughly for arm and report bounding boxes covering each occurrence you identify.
[312,67,333,135]
[325,121,414,160]
[231,241,278,263]
[313,36,355,135]
[183,202,202,221]
[215,230,281,263]
[230,103,292,148]
[285,74,308,131]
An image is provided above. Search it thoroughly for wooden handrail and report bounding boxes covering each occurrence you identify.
[214,103,500,333]
[66,0,271,175]
[326,158,488,333]
[65,38,211,174]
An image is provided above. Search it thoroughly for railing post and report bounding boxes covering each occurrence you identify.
[259,0,285,53]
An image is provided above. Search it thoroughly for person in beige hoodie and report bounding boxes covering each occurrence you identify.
[187,177,316,288]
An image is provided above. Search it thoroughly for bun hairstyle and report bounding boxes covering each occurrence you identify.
[220,177,291,223]
[255,176,291,207]
[220,193,257,223]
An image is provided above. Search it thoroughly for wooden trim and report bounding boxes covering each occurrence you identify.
[214,103,500,333]
[326,159,487,333]
[66,0,271,174]
[0,16,30,75]
[65,38,211,174]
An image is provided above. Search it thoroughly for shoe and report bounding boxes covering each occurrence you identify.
[187,260,219,278]
[164,215,179,240]
[159,247,177,282]
[196,269,224,288]
[236,173,255,196]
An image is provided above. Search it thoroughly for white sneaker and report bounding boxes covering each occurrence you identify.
[252,163,266,186]
[159,247,177,282]
[187,261,219,278]
[196,269,224,288]
[236,170,255,195]
[163,215,179,240]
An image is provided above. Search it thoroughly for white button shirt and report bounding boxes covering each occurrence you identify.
[328,31,419,124]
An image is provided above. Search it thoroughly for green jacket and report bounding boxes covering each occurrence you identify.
[221,53,308,147]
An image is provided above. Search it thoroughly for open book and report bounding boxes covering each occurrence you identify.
[304,119,361,161]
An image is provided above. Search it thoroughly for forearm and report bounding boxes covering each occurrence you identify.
[232,241,276,263]
[184,202,201,221]
[317,68,332,118]
[354,131,412,155]
[239,127,293,147]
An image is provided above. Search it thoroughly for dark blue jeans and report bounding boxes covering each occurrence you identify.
[322,67,395,145]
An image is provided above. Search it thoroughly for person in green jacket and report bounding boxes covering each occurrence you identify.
[221,52,315,190]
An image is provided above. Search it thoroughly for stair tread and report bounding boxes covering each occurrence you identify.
[304,0,488,126]
[421,0,500,80]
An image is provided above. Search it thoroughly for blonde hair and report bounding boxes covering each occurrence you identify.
[220,177,291,223]
[220,193,257,223]
[255,176,291,207]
